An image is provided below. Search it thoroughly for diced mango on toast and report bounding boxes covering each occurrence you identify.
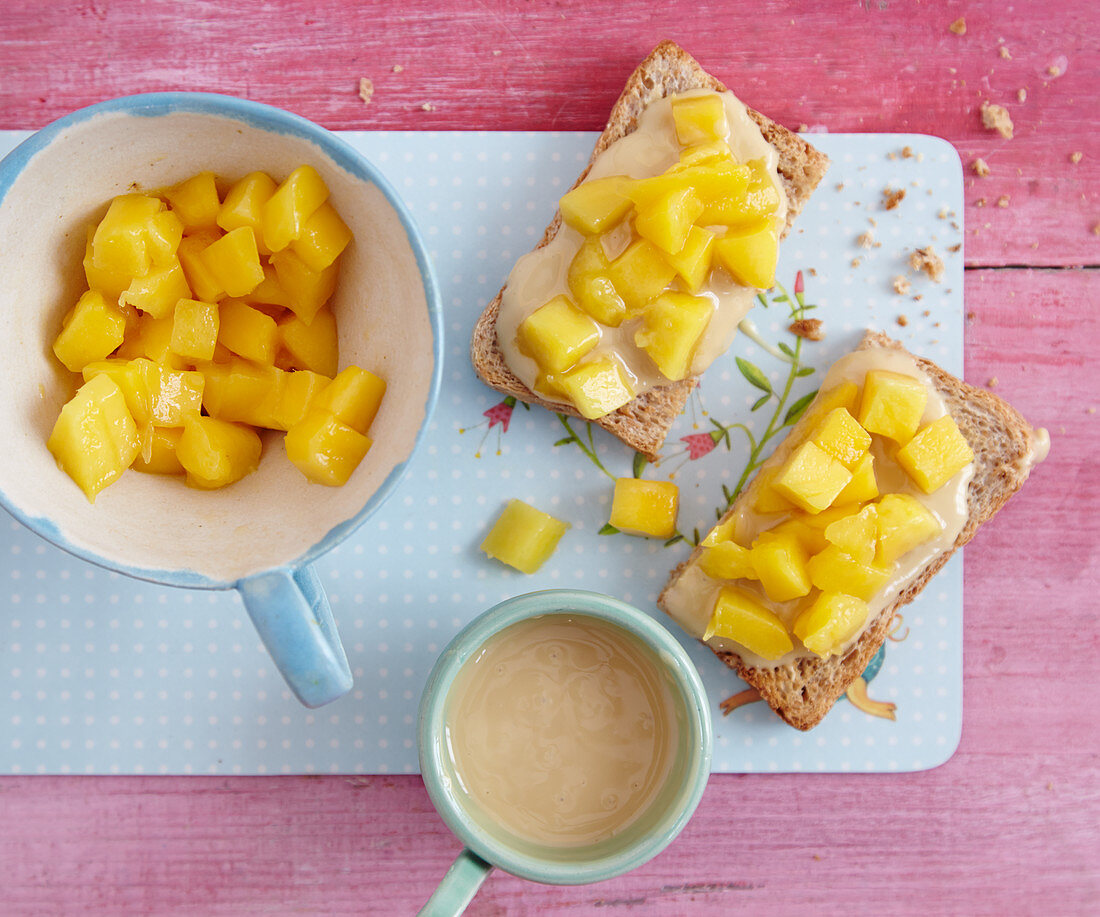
[633,291,712,382]
[517,295,600,374]
[559,177,633,235]
[793,592,870,658]
[704,586,793,660]
[772,441,852,514]
[896,415,974,493]
[858,370,928,444]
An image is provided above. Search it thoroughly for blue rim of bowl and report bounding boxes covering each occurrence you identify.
[418,589,713,886]
[0,91,444,590]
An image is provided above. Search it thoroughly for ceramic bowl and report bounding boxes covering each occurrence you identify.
[0,92,442,706]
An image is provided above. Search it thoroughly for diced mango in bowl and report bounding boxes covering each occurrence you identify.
[46,166,387,501]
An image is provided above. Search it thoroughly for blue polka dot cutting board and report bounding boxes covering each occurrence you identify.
[0,130,964,774]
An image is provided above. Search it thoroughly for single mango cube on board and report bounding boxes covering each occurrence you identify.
[772,441,853,514]
[313,366,386,435]
[48,374,141,502]
[198,227,264,298]
[291,202,353,272]
[567,237,626,327]
[896,415,974,493]
[671,93,729,146]
[703,586,793,660]
[807,545,894,601]
[480,499,570,574]
[608,477,679,539]
[218,171,277,252]
[278,307,339,377]
[750,530,812,602]
[699,540,757,581]
[261,165,330,253]
[875,493,944,565]
[858,370,928,444]
[517,295,601,375]
[607,239,678,313]
[52,290,128,373]
[793,592,870,657]
[163,171,220,231]
[555,355,635,420]
[284,410,372,486]
[559,176,633,235]
[177,415,262,489]
[633,291,712,382]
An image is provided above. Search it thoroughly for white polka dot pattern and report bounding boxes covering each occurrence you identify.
[0,131,964,774]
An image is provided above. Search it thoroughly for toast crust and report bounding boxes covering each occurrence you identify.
[470,40,830,461]
[658,331,1043,730]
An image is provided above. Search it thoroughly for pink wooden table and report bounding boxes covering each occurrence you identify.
[2,2,1098,913]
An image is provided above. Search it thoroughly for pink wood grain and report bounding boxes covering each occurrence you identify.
[1,1,1098,914]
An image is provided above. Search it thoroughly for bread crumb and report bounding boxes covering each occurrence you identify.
[392,64,404,73]
[1047,64,1061,77]
[948,243,962,253]
[976,197,987,207]
[420,102,435,112]
[857,231,876,249]
[788,318,825,341]
[797,123,809,133]
[922,310,931,317]
[997,195,1011,208]
[808,267,818,277]
[1092,223,1100,236]
[980,101,1014,139]
[883,187,906,210]
[1031,242,1039,249]
[914,294,923,302]
[1087,407,1096,415]
[835,182,845,191]
[896,314,909,327]
[893,276,911,295]
[887,151,897,161]
[358,77,374,104]
[937,207,950,219]
[901,146,916,159]
[987,376,998,388]
[868,217,877,227]
[813,854,823,861]
[999,45,1012,60]
[972,158,991,177]
[909,246,945,282]
[850,257,862,268]
[1017,88,1027,103]
[1071,151,1083,164]
[492,49,502,56]
[949,17,966,34]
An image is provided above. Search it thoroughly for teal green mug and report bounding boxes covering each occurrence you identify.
[417,590,713,914]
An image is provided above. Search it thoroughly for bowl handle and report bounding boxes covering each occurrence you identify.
[237,564,353,707]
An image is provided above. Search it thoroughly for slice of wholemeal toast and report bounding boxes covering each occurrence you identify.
[470,40,830,461]
[658,330,1048,730]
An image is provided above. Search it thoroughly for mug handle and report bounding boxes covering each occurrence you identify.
[418,849,493,917]
[237,564,353,708]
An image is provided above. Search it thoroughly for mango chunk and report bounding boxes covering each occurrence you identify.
[671,93,729,145]
[824,504,878,565]
[200,359,282,429]
[132,426,184,475]
[269,249,338,324]
[517,295,600,374]
[177,229,226,303]
[164,171,220,231]
[555,355,635,420]
[82,358,154,426]
[218,298,279,365]
[261,165,330,253]
[217,171,276,253]
[633,291,712,382]
[91,194,165,277]
[291,201,353,272]
[52,290,128,373]
[170,298,220,362]
[798,382,861,435]
[677,139,733,168]
[150,367,205,427]
[748,467,797,515]
[703,586,793,660]
[701,517,737,547]
[633,186,704,255]
[480,499,569,574]
[807,544,894,601]
[119,258,191,319]
[313,366,386,434]
[607,239,677,313]
[770,517,828,556]
[699,540,757,581]
[143,210,185,267]
[608,477,679,539]
[750,530,812,602]
[278,307,339,377]
[834,452,879,506]
[699,159,781,227]
[559,176,633,235]
[875,493,943,564]
[284,410,371,486]
[567,237,626,327]
[811,408,872,469]
[177,415,261,489]
[661,225,715,294]
[48,374,141,501]
[714,220,778,290]
[115,314,186,369]
[858,370,928,444]
[896,415,974,493]
[270,369,331,431]
[793,592,870,658]
[82,226,130,300]
[198,227,264,298]
[772,441,853,514]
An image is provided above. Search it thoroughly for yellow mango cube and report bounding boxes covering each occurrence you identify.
[480,499,570,574]
[269,249,338,324]
[284,410,371,486]
[198,226,264,298]
[607,239,677,313]
[811,407,872,469]
[82,359,154,426]
[218,299,279,365]
[633,291,713,382]
[773,441,853,514]
[699,540,757,581]
[567,237,626,327]
[714,220,779,290]
[858,370,928,444]
[177,229,225,303]
[261,165,330,253]
[132,426,184,476]
[559,176,633,235]
[793,592,870,658]
[677,139,733,167]
[278,307,339,377]
[52,290,128,372]
[143,210,185,266]
[118,258,191,319]
[200,359,282,428]
[770,518,828,556]
[750,530,812,602]
[312,365,387,434]
[217,171,276,252]
[703,587,793,660]
[164,171,220,231]
[824,504,878,565]
[798,382,861,436]
[91,194,165,277]
[47,374,141,501]
[556,355,635,420]
[633,186,704,255]
[290,201,353,272]
[115,315,186,369]
[662,225,715,294]
[875,493,943,564]
[671,93,729,145]
[699,159,781,226]
[748,467,797,515]
[896,415,975,493]
[150,367,204,427]
[807,545,894,601]
[517,295,601,374]
[608,477,679,539]
[270,369,331,431]
[834,452,879,506]
[178,415,261,489]
[82,227,129,300]
[170,298,220,362]
[701,517,737,547]
[244,264,294,310]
